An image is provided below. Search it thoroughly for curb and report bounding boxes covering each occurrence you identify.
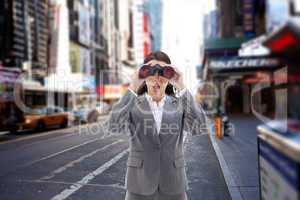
[207,119,244,200]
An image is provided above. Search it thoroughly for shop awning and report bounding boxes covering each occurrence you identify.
[209,56,282,73]
[204,37,250,51]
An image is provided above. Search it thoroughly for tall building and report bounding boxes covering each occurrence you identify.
[0,0,49,82]
[203,10,218,40]
[0,0,27,68]
[144,0,163,51]
[130,0,151,65]
[143,13,151,57]
[131,0,145,65]
[101,0,122,84]
[216,0,265,38]
[118,0,136,83]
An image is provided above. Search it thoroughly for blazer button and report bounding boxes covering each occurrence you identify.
[156,144,161,149]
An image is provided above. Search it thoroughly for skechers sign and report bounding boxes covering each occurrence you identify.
[209,57,281,71]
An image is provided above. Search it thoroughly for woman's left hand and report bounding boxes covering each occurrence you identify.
[169,66,185,91]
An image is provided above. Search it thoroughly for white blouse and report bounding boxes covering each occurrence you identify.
[128,88,187,134]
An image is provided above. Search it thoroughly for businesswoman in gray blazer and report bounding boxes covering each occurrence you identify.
[104,51,207,200]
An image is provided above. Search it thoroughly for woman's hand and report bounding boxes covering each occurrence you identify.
[170,66,185,91]
[128,69,144,93]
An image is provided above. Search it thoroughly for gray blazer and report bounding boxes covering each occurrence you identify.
[103,89,207,195]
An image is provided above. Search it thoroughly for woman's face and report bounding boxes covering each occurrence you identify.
[144,60,169,100]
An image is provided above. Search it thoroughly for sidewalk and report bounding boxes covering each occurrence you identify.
[185,134,231,200]
[209,114,261,200]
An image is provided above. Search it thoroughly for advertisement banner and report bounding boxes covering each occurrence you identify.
[101,84,129,99]
[70,42,81,73]
[82,76,96,92]
[0,68,22,102]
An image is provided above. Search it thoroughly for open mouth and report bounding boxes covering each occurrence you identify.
[152,83,160,90]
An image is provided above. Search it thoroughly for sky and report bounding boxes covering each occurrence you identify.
[161,0,214,94]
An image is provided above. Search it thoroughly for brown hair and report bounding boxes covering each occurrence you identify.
[143,51,171,64]
[137,51,175,96]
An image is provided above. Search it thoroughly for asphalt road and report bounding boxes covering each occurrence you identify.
[0,121,230,200]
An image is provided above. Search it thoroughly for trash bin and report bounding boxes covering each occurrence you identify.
[257,120,300,200]
[214,117,223,139]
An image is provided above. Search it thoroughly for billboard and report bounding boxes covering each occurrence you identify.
[70,42,81,73]
[82,76,95,92]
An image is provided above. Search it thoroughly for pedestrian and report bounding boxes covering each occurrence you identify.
[104,51,207,200]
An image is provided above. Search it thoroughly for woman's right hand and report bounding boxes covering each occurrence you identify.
[128,69,144,93]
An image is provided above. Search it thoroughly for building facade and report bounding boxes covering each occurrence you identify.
[200,0,271,115]
[0,0,49,83]
[144,0,163,51]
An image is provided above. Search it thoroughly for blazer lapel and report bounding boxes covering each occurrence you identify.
[136,94,179,146]
[136,95,160,144]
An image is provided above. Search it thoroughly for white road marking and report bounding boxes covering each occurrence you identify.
[0,118,108,145]
[21,135,110,168]
[40,140,124,180]
[19,179,125,190]
[0,127,75,145]
[50,149,129,200]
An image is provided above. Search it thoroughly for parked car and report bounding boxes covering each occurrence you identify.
[95,101,111,115]
[17,106,70,132]
[72,102,111,124]
[72,108,91,124]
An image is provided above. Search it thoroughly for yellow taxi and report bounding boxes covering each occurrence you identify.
[20,107,70,131]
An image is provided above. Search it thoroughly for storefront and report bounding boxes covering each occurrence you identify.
[261,20,300,122]
[256,17,300,200]
[203,56,281,115]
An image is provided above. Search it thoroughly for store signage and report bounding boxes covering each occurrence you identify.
[210,58,281,70]
[104,84,128,99]
[0,68,21,102]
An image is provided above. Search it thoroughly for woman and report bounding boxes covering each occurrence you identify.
[104,51,207,200]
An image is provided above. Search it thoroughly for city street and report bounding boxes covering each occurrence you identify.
[0,119,230,200]
[0,0,300,199]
